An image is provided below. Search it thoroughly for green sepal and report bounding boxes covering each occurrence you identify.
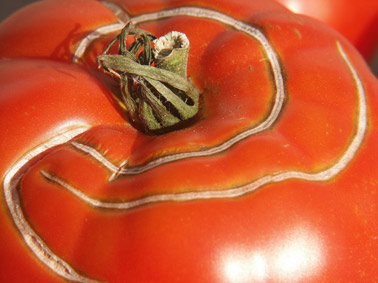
[98,26,200,134]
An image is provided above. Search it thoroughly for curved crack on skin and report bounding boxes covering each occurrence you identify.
[73,23,124,63]
[73,42,366,182]
[3,126,101,283]
[73,1,130,63]
[46,42,367,209]
[109,159,129,182]
[101,1,131,23]
[72,6,286,175]
[71,141,122,174]
[2,2,366,281]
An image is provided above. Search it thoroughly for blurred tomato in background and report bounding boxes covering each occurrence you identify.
[275,0,378,63]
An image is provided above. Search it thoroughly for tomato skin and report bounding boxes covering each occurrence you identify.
[275,0,378,60]
[0,0,378,282]
[0,59,125,283]
[0,0,118,61]
[0,59,124,174]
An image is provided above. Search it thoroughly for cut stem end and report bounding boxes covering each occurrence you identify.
[97,24,200,135]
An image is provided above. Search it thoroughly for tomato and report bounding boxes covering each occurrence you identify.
[275,0,378,61]
[1,0,378,282]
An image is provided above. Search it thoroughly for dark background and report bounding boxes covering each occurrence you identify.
[1,0,377,76]
[0,0,38,22]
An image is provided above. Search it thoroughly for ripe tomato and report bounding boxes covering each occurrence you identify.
[0,0,378,282]
[275,0,378,60]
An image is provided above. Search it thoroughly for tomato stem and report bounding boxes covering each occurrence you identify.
[98,23,199,134]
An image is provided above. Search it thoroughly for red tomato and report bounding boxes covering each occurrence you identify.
[275,0,378,60]
[0,0,378,282]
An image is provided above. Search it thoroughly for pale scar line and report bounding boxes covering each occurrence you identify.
[3,2,366,282]
[73,6,286,175]
[2,39,366,283]
[2,126,100,283]
[46,41,367,206]
[72,1,129,64]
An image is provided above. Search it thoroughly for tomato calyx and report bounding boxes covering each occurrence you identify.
[98,23,200,134]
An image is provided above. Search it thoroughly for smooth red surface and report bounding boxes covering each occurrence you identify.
[0,0,378,282]
[276,0,378,60]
